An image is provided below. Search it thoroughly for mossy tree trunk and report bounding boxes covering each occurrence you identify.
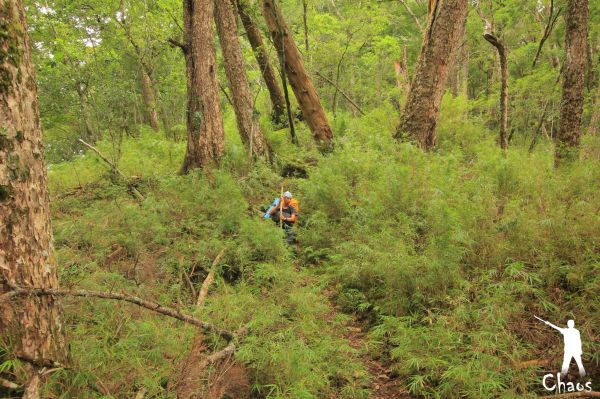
[555,0,589,165]
[215,0,271,161]
[180,0,225,173]
[0,0,70,396]
[394,0,469,150]
[261,0,333,150]
[140,64,160,132]
[236,0,286,124]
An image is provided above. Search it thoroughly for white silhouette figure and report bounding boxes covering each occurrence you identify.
[536,316,586,378]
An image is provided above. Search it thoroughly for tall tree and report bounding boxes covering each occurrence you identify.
[236,0,286,124]
[0,0,69,396]
[483,29,509,151]
[261,0,333,150]
[394,0,469,149]
[180,0,225,173]
[302,0,309,53]
[555,0,589,164]
[116,1,161,132]
[215,0,271,161]
[139,64,160,132]
[75,80,98,142]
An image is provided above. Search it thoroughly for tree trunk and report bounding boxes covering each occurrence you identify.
[484,33,509,151]
[261,0,333,150]
[215,0,271,161]
[555,0,588,165]
[0,0,69,394]
[75,81,97,143]
[140,64,160,132]
[302,0,309,53]
[181,0,225,173]
[458,41,469,97]
[236,0,285,124]
[395,0,469,149]
[160,106,172,139]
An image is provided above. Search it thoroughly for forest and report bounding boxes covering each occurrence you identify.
[1,0,599,398]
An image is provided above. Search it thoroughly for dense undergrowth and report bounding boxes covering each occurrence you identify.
[299,98,600,397]
[5,96,599,398]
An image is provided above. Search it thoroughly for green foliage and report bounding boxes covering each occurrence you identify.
[297,107,600,398]
[20,0,600,397]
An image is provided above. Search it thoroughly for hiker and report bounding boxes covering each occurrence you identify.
[263,191,298,228]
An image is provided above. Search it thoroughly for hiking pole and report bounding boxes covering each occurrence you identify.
[279,186,283,228]
[534,315,548,325]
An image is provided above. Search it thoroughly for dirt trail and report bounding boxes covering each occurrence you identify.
[342,316,412,399]
[322,287,411,399]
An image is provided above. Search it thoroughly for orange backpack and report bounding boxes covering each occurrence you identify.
[289,198,300,214]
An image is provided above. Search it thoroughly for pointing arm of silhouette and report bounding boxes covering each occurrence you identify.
[535,316,563,332]
[545,321,563,332]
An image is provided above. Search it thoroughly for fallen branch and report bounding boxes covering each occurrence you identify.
[196,339,236,370]
[2,286,233,342]
[16,353,68,370]
[134,387,147,399]
[314,71,365,115]
[540,392,600,398]
[78,139,145,202]
[197,249,227,307]
[0,377,20,390]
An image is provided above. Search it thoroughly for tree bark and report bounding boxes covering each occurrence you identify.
[236,0,286,124]
[555,0,588,165]
[395,0,469,150]
[484,33,509,151]
[261,0,333,150]
[140,64,160,132]
[181,0,225,173]
[0,0,70,394]
[215,0,271,161]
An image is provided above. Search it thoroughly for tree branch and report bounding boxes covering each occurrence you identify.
[197,249,226,307]
[315,71,365,115]
[532,0,562,68]
[398,0,424,33]
[0,377,20,391]
[1,286,234,342]
[168,38,188,53]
